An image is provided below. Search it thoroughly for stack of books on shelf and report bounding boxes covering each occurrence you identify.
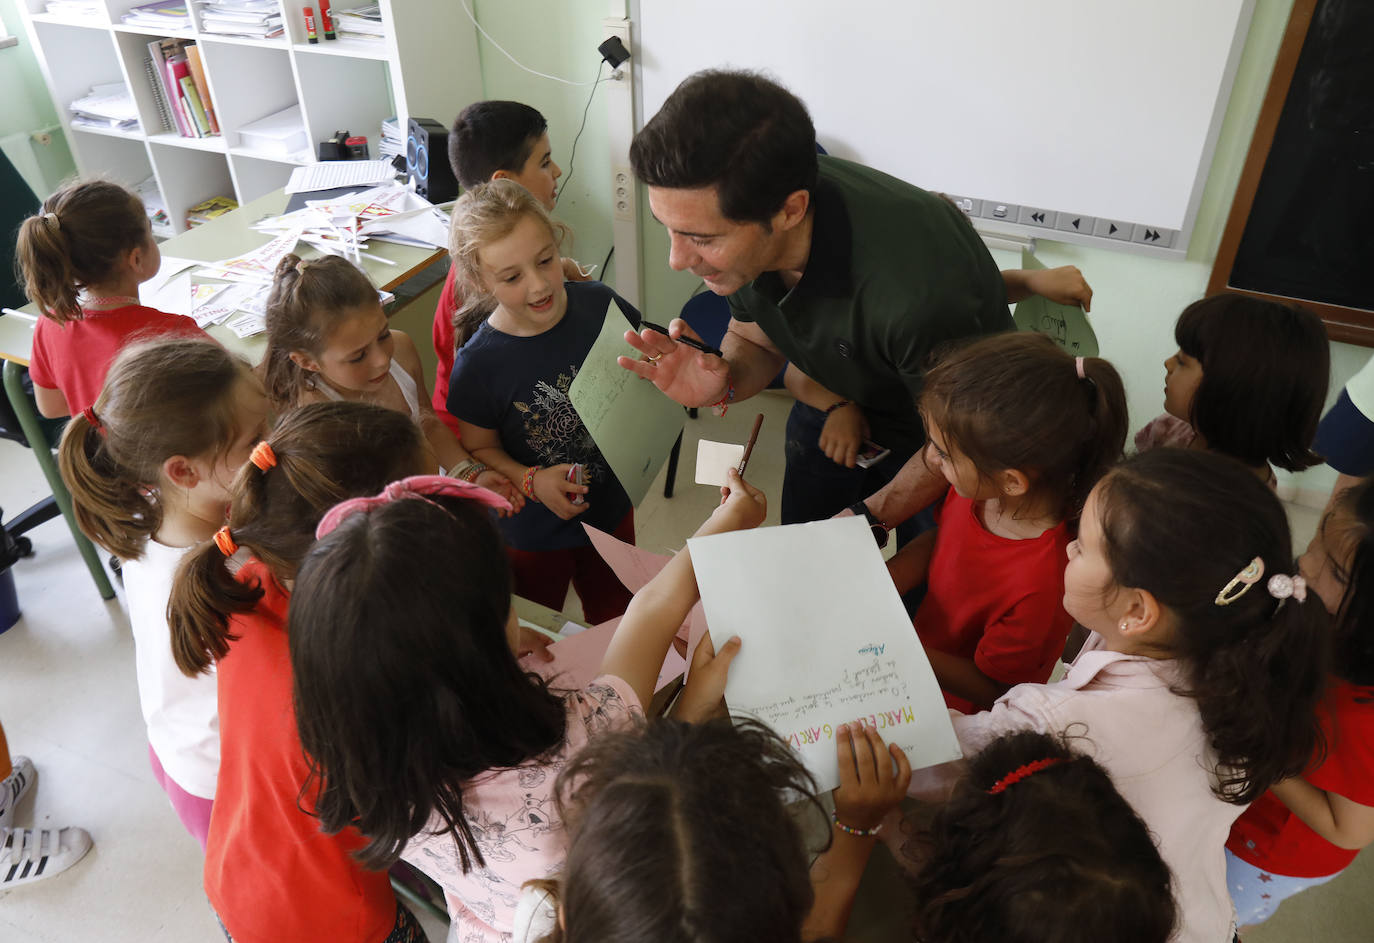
[198,0,284,39]
[121,0,192,32]
[43,0,103,23]
[69,83,140,133]
[145,38,220,138]
[333,3,384,42]
[187,195,238,228]
[135,175,173,238]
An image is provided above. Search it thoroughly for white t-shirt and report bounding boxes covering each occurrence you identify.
[1344,353,1374,421]
[123,538,221,799]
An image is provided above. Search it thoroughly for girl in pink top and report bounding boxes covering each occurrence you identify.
[287,470,764,942]
[908,449,1329,943]
[16,178,205,417]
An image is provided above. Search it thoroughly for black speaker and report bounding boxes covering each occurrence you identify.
[406,117,457,203]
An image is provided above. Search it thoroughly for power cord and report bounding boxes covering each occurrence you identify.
[554,60,608,210]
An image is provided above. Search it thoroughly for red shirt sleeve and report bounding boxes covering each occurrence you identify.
[972,590,1073,686]
[431,266,462,438]
[27,318,57,388]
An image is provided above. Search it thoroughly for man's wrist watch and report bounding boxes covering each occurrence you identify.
[849,501,892,549]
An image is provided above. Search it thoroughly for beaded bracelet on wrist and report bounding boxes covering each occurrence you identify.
[453,461,486,484]
[522,465,541,501]
[831,813,881,838]
[825,399,852,415]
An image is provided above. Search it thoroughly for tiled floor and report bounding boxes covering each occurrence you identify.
[2,394,1371,941]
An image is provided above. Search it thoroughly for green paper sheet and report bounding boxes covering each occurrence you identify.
[1013,249,1099,357]
[569,299,687,506]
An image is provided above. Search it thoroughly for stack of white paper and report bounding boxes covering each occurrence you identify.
[69,83,139,132]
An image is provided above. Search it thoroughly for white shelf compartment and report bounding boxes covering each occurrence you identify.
[147,140,235,234]
[294,52,394,162]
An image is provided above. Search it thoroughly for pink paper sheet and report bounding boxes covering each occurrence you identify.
[522,617,687,693]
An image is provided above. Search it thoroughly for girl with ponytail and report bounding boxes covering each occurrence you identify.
[57,336,267,849]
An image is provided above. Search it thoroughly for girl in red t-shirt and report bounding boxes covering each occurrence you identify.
[1226,476,1374,925]
[165,401,470,943]
[886,332,1128,712]
[16,178,205,417]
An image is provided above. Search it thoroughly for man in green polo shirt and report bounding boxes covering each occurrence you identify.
[618,69,1014,535]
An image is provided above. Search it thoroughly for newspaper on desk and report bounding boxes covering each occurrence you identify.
[252,184,451,251]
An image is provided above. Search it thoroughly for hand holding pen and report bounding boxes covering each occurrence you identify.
[618,317,731,409]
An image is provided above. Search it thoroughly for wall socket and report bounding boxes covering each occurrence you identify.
[612,165,634,222]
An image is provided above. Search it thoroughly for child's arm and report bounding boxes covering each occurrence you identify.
[886,529,937,594]
[34,383,70,419]
[600,469,766,711]
[1001,265,1093,311]
[392,333,523,510]
[1269,778,1374,851]
[923,649,1010,712]
[783,365,869,469]
[803,722,911,941]
[457,419,589,519]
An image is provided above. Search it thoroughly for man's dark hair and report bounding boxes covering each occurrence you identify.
[448,101,548,190]
[630,70,818,225]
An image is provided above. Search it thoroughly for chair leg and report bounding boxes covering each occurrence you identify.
[2,361,115,600]
[663,430,684,499]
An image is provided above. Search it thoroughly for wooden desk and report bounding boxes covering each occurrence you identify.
[0,188,444,600]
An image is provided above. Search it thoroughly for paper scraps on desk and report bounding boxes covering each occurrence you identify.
[694,440,747,487]
[201,226,303,282]
[569,299,688,506]
[1013,248,1098,357]
[520,617,687,694]
[688,515,961,792]
[255,184,451,251]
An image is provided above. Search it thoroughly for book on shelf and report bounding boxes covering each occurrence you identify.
[184,45,220,134]
[178,75,211,136]
[143,56,174,133]
[121,0,191,31]
[186,195,238,228]
[167,54,201,138]
[147,37,219,139]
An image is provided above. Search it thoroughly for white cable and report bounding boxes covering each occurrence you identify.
[459,0,602,87]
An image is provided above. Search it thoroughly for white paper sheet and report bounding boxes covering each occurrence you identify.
[694,439,746,487]
[688,516,961,791]
[139,256,201,313]
[284,160,396,194]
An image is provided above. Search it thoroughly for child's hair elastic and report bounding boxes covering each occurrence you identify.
[315,474,513,539]
[831,812,881,837]
[987,757,1065,794]
[43,211,59,230]
[249,441,277,472]
[82,405,105,437]
[1075,356,1086,379]
[213,526,238,557]
[1214,556,1308,606]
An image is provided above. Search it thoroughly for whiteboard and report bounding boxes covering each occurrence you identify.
[633,0,1254,256]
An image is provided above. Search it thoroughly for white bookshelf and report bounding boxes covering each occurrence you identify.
[16,0,481,235]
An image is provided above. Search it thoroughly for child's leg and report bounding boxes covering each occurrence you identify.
[0,720,36,832]
[506,546,576,614]
[0,719,11,779]
[1225,847,1339,926]
[570,511,636,625]
[148,745,214,852]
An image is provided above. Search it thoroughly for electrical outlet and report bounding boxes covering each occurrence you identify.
[612,165,635,222]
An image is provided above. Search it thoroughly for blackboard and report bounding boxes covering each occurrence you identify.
[1210,0,1374,345]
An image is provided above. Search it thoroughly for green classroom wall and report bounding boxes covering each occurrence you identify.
[0,0,76,191]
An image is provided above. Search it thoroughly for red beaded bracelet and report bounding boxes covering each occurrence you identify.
[522,466,541,501]
[832,812,881,837]
[710,383,735,418]
[825,399,852,415]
